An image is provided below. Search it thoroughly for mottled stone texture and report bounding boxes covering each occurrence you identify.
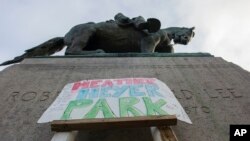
[0,54,249,141]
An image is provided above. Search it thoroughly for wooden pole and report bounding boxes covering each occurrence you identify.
[51,115,177,132]
[158,126,179,141]
[51,131,78,141]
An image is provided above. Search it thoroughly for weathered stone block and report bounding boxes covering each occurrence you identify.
[0,53,249,141]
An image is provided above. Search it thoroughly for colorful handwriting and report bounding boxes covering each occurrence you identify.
[61,97,168,120]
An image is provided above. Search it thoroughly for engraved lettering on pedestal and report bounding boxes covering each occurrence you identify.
[7,91,59,103]
[184,106,191,114]
[215,88,230,98]
[184,106,210,114]
[8,92,20,102]
[203,89,218,98]
[21,92,37,101]
[39,92,50,101]
[201,106,210,113]
[171,89,182,99]
[203,88,242,99]
[180,89,193,99]
[227,88,242,98]
[191,106,197,113]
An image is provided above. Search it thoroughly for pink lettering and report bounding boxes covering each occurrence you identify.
[71,81,90,92]
[102,80,113,87]
[90,80,102,88]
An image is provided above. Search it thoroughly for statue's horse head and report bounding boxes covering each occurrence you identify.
[170,27,195,45]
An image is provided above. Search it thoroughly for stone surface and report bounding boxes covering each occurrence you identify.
[0,53,249,141]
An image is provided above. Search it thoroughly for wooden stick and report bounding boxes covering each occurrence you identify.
[51,131,78,141]
[158,126,178,141]
[51,115,177,132]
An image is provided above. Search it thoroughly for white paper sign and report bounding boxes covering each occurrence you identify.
[38,78,192,124]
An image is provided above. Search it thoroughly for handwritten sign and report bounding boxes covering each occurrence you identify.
[38,78,192,124]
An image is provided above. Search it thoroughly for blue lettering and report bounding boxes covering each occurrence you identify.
[130,84,145,97]
[145,84,162,97]
[76,88,99,99]
[113,85,129,97]
[100,87,112,98]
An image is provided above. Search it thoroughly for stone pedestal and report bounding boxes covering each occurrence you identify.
[0,53,249,141]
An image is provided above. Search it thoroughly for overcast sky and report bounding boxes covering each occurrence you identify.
[0,0,250,71]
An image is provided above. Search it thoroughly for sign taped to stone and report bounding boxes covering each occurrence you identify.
[38,78,192,124]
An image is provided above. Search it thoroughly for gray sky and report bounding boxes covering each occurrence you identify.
[1,0,250,71]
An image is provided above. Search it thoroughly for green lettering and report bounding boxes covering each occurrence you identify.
[84,99,115,118]
[61,99,93,120]
[119,97,143,117]
[142,97,168,115]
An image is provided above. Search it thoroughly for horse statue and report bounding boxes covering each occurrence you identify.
[0,13,195,66]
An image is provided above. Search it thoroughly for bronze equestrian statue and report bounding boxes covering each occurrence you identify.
[0,13,195,66]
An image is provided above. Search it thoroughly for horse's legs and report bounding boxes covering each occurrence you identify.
[155,44,174,53]
[65,28,98,55]
[140,33,161,53]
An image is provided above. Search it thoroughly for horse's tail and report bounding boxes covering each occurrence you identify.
[0,37,65,66]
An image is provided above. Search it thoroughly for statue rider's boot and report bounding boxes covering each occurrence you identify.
[114,13,133,26]
[137,18,161,33]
